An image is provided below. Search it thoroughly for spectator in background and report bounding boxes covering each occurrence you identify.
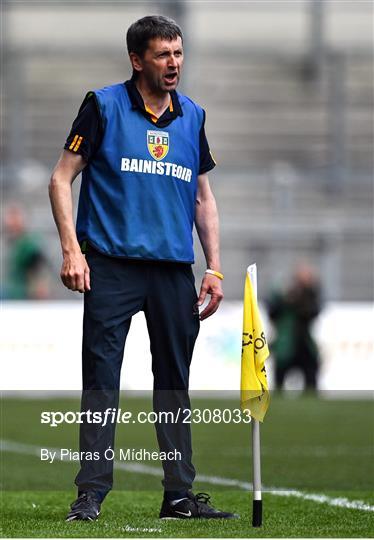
[267,262,321,391]
[3,203,50,300]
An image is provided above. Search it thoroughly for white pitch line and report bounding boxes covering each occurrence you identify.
[1,439,373,513]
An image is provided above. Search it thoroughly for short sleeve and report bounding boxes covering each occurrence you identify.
[199,110,216,175]
[64,93,103,161]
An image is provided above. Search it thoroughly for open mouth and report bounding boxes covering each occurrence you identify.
[164,72,177,83]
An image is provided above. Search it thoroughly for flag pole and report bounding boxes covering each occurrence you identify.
[247,264,262,527]
[251,419,262,526]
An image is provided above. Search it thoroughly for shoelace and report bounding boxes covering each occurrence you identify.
[71,492,98,511]
[194,492,212,506]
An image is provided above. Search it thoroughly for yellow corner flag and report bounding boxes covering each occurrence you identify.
[240,264,270,422]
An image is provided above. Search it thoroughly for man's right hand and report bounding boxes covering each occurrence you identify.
[60,251,91,293]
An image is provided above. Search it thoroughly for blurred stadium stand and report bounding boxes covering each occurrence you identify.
[1,0,373,301]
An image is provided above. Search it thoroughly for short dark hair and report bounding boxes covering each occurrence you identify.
[126,15,183,58]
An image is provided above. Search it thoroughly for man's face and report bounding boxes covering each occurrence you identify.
[131,36,183,94]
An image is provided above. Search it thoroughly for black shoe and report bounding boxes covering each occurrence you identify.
[66,491,101,522]
[159,491,239,519]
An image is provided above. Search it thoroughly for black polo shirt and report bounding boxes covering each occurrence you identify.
[65,80,216,175]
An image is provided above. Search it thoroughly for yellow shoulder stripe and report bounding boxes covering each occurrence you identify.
[73,136,83,152]
[69,134,79,150]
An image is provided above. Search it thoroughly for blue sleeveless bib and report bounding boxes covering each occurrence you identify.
[76,83,203,263]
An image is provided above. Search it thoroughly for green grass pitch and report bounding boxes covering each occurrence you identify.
[1,395,373,537]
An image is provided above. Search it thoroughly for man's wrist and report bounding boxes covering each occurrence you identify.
[205,269,224,280]
[62,241,82,257]
[206,260,221,272]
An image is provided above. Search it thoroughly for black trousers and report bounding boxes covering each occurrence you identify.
[75,248,200,498]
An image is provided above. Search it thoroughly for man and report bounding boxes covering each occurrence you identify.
[49,15,236,521]
[267,263,321,391]
[3,203,50,300]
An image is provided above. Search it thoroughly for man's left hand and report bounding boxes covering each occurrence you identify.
[196,274,224,321]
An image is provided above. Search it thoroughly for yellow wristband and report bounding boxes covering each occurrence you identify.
[205,269,224,280]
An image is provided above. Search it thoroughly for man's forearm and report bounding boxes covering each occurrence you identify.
[48,151,86,255]
[49,151,90,292]
[194,176,224,320]
[49,173,80,255]
[195,191,221,271]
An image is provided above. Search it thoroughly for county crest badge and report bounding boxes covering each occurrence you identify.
[147,130,169,161]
